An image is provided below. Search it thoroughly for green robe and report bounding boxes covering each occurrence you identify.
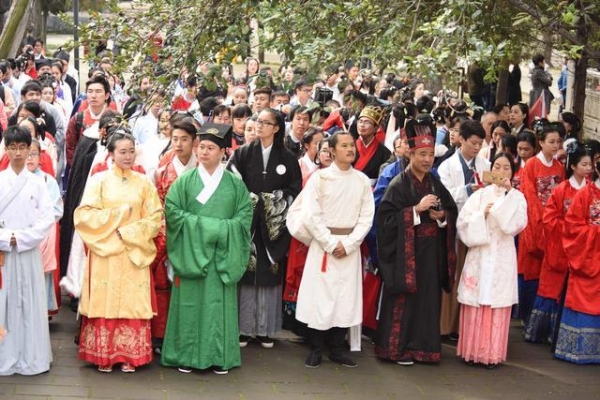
[161,168,252,370]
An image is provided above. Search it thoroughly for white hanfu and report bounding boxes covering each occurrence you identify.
[0,167,55,375]
[295,163,374,330]
[457,184,528,308]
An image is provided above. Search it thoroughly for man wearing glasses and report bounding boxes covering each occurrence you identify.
[0,126,55,375]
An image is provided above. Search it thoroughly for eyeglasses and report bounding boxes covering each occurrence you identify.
[256,119,277,127]
[28,152,40,158]
[6,145,29,153]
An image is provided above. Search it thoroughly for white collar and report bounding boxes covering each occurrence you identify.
[569,176,586,190]
[289,133,301,144]
[261,143,273,170]
[83,122,101,139]
[536,152,554,167]
[301,153,318,173]
[196,163,224,204]
[173,152,197,177]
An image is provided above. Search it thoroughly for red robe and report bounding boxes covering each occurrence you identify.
[538,180,581,300]
[171,95,194,111]
[150,161,180,339]
[518,156,564,280]
[563,182,600,315]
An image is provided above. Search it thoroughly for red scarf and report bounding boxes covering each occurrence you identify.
[355,137,378,172]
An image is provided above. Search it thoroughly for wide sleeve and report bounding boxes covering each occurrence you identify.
[374,164,394,208]
[375,176,417,294]
[542,184,566,270]
[74,174,131,257]
[520,160,544,258]
[2,181,55,252]
[301,172,339,253]
[563,189,599,278]
[65,114,78,167]
[490,188,528,236]
[213,176,253,285]
[438,159,469,209]
[46,174,64,221]
[117,179,162,268]
[456,190,489,248]
[340,177,375,255]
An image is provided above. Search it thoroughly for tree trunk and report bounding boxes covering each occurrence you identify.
[571,51,588,131]
[496,66,509,105]
[41,9,48,45]
[0,0,32,58]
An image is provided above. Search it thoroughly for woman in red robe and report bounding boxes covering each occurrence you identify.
[525,142,592,344]
[518,125,564,324]
[555,156,600,364]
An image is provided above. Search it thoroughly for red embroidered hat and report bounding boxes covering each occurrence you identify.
[405,114,436,150]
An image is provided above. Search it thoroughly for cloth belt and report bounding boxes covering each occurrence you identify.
[328,227,354,235]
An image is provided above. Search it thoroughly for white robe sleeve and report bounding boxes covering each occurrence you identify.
[340,178,375,254]
[438,160,469,209]
[457,190,490,247]
[490,189,528,236]
[13,181,55,252]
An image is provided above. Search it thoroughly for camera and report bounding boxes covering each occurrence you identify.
[429,199,442,211]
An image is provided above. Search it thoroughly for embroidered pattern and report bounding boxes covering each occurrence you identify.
[536,175,559,206]
[589,199,600,226]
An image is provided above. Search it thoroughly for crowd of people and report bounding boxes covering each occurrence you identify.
[0,41,599,379]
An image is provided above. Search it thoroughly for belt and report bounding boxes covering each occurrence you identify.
[328,227,353,235]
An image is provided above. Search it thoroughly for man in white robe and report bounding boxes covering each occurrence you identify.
[0,126,55,375]
[290,132,374,369]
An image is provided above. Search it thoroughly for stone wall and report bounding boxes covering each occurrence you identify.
[584,69,600,141]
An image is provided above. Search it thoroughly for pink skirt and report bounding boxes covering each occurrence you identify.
[457,304,512,365]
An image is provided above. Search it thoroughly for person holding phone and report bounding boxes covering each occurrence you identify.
[456,152,527,369]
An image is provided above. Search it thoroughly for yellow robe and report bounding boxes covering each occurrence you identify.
[74,165,162,320]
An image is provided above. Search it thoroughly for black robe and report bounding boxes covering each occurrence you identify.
[59,136,99,277]
[227,140,302,286]
[375,169,457,362]
[283,134,302,159]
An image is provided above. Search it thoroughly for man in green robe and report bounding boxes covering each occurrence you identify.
[161,123,253,375]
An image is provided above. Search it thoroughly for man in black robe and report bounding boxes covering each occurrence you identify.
[375,116,457,366]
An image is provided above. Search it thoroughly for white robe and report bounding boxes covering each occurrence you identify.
[295,163,374,330]
[437,151,490,212]
[456,185,528,308]
[0,168,55,375]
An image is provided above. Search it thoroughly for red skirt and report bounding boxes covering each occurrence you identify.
[79,316,153,367]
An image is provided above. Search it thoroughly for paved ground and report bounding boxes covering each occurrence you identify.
[0,300,598,400]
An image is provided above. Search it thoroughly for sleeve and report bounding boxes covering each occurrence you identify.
[65,114,79,167]
[117,179,163,268]
[438,159,469,209]
[1,182,55,252]
[456,190,489,247]
[374,165,393,208]
[520,160,544,258]
[301,172,339,253]
[563,189,600,278]
[46,175,64,221]
[375,179,416,293]
[490,189,528,236]
[340,178,375,255]
[213,177,253,285]
[226,147,244,180]
[0,100,7,130]
[542,184,566,270]
[73,174,131,257]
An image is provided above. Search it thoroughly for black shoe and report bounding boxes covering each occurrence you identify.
[484,363,498,370]
[305,352,322,368]
[448,333,459,341]
[329,354,357,368]
[256,335,274,348]
[70,297,79,313]
[239,335,251,347]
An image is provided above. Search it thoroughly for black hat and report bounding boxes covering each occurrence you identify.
[34,58,52,71]
[198,123,232,149]
[53,48,70,62]
[405,114,436,150]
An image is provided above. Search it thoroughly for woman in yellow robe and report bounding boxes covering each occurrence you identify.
[74,130,162,373]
